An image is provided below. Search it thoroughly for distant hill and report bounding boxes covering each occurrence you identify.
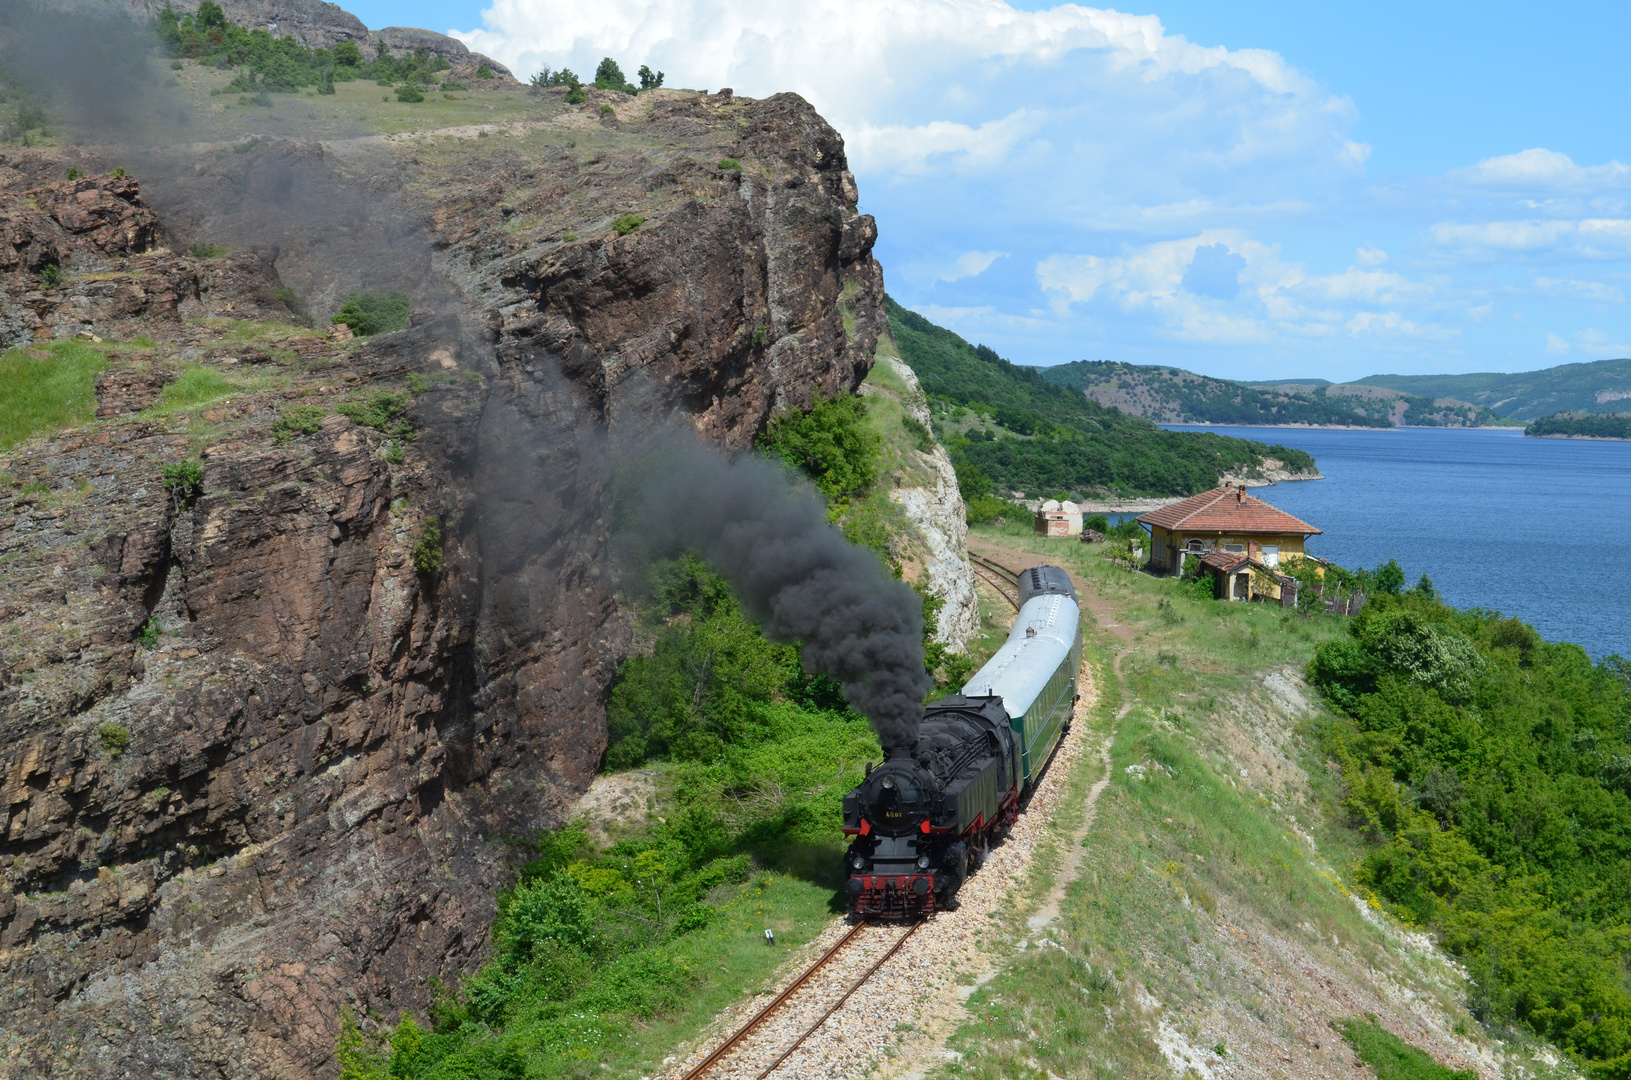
[1038,360,1504,428]
[885,299,1317,498]
[1353,357,1631,421]
[1525,412,1631,439]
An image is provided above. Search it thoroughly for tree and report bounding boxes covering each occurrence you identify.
[758,393,879,503]
[196,0,227,30]
[333,40,361,67]
[638,64,664,90]
[1374,558,1406,595]
[594,57,628,90]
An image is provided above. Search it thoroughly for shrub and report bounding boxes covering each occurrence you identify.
[110,166,128,179]
[394,83,424,103]
[97,722,131,757]
[161,459,203,499]
[439,80,467,92]
[137,618,161,649]
[593,57,635,93]
[638,64,664,90]
[187,242,228,258]
[411,516,443,575]
[336,391,411,437]
[476,64,494,79]
[65,167,82,181]
[611,214,645,236]
[718,157,742,171]
[332,291,410,336]
[599,104,615,118]
[272,404,326,443]
[759,392,878,503]
[564,85,588,104]
[902,414,935,453]
[37,264,61,290]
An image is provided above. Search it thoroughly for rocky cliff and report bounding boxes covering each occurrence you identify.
[0,87,886,1077]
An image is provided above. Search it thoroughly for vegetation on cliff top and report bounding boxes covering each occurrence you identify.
[885,298,1315,497]
[1525,411,1631,439]
[1354,356,1631,422]
[1311,591,1631,1075]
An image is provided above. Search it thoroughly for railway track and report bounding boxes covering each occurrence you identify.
[967,551,1021,610]
[679,920,922,1080]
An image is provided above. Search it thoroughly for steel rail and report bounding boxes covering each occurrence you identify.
[752,921,923,1080]
[680,919,871,1080]
[968,551,1021,584]
[968,553,1021,610]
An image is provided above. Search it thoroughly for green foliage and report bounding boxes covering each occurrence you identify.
[155,6,449,94]
[332,291,410,336]
[717,157,742,170]
[532,66,580,88]
[1527,411,1631,439]
[161,459,203,499]
[639,64,665,90]
[475,64,494,79]
[439,80,467,92]
[110,167,127,179]
[272,404,326,443]
[1356,358,1631,422]
[954,461,1021,524]
[411,517,443,575]
[594,57,636,93]
[564,84,588,104]
[97,722,131,757]
[335,391,412,438]
[187,241,228,258]
[901,414,935,453]
[65,166,82,181]
[1337,1017,1477,1080]
[365,554,881,1077]
[394,82,424,103]
[758,393,878,503]
[137,618,161,649]
[37,263,61,289]
[612,213,645,236]
[0,341,106,449]
[1374,557,1406,595]
[889,297,1315,497]
[1311,590,1631,1074]
[599,103,616,118]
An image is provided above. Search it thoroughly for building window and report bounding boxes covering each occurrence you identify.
[1224,543,1245,553]
[1185,539,1205,552]
[1261,545,1280,568]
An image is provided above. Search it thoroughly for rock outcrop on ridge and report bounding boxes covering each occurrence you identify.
[0,87,888,1077]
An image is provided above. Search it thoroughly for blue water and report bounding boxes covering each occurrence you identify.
[1158,426,1631,660]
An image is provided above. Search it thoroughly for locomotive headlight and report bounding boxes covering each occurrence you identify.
[852,855,867,870]
[916,855,931,870]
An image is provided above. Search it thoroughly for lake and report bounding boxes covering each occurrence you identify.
[1157,425,1631,660]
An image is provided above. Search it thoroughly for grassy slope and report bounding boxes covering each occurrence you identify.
[0,342,107,449]
[1354,357,1631,421]
[925,527,1556,1080]
[885,298,1316,497]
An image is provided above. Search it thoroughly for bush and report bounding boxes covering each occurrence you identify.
[439,80,467,91]
[332,291,411,336]
[137,618,161,649]
[593,57,635,93]
[188,241,228,258]
[759,392,878,503]
[97,722,131,757]
[37,264,61,290]
[394,83,424,103]
[336,391,412,437]
[65,167,82,181]
[475,64,494,79]
[638,64,664,90]
[718,157,742,171]
[611,214,644,236]
[599,103,616,118]
[564,84,588,104]
[411,517,443,575]
[272,404,326,443]
[161,459,203,500]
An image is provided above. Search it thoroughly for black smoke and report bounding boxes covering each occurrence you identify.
[627,436,932,750]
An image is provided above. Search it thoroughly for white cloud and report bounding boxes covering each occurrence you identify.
[1546,331,1571,355]
[1575,328,1631,356]
[1427,218,1631,260]
[850,112,1039,174]
[1345,311,1458,340]
[1341,140,1373,168]
[1454,148,1631,192]
[1355,245,1387,266]
[937,250,1010,282]
[1532,276,1626,303]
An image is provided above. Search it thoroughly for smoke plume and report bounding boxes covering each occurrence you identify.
[628,435,932,749]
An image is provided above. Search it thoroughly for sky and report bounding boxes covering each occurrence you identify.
[348,0,1631,381]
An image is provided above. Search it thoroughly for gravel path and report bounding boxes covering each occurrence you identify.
[660,656,1104,1080]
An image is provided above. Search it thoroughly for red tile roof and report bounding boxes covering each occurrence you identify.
[1138,485,1322,536]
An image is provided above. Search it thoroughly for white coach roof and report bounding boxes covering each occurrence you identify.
[961,592,1080,720]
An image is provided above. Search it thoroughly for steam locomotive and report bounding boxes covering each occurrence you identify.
[842,565,1081,919]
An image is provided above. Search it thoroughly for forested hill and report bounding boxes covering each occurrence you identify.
[1525,411,1631,439]
[886,298,1315,498]
[1040,359,1503,428]
[1354,356,1631,421]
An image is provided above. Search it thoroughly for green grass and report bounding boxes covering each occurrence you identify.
[0,342,107,449]
[148,364,233,414]
[1338,1017,1478,1080]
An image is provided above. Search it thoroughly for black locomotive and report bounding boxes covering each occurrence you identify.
[842,565,1081,918]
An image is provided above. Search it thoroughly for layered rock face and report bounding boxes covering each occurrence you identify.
[0,91,883,1077]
